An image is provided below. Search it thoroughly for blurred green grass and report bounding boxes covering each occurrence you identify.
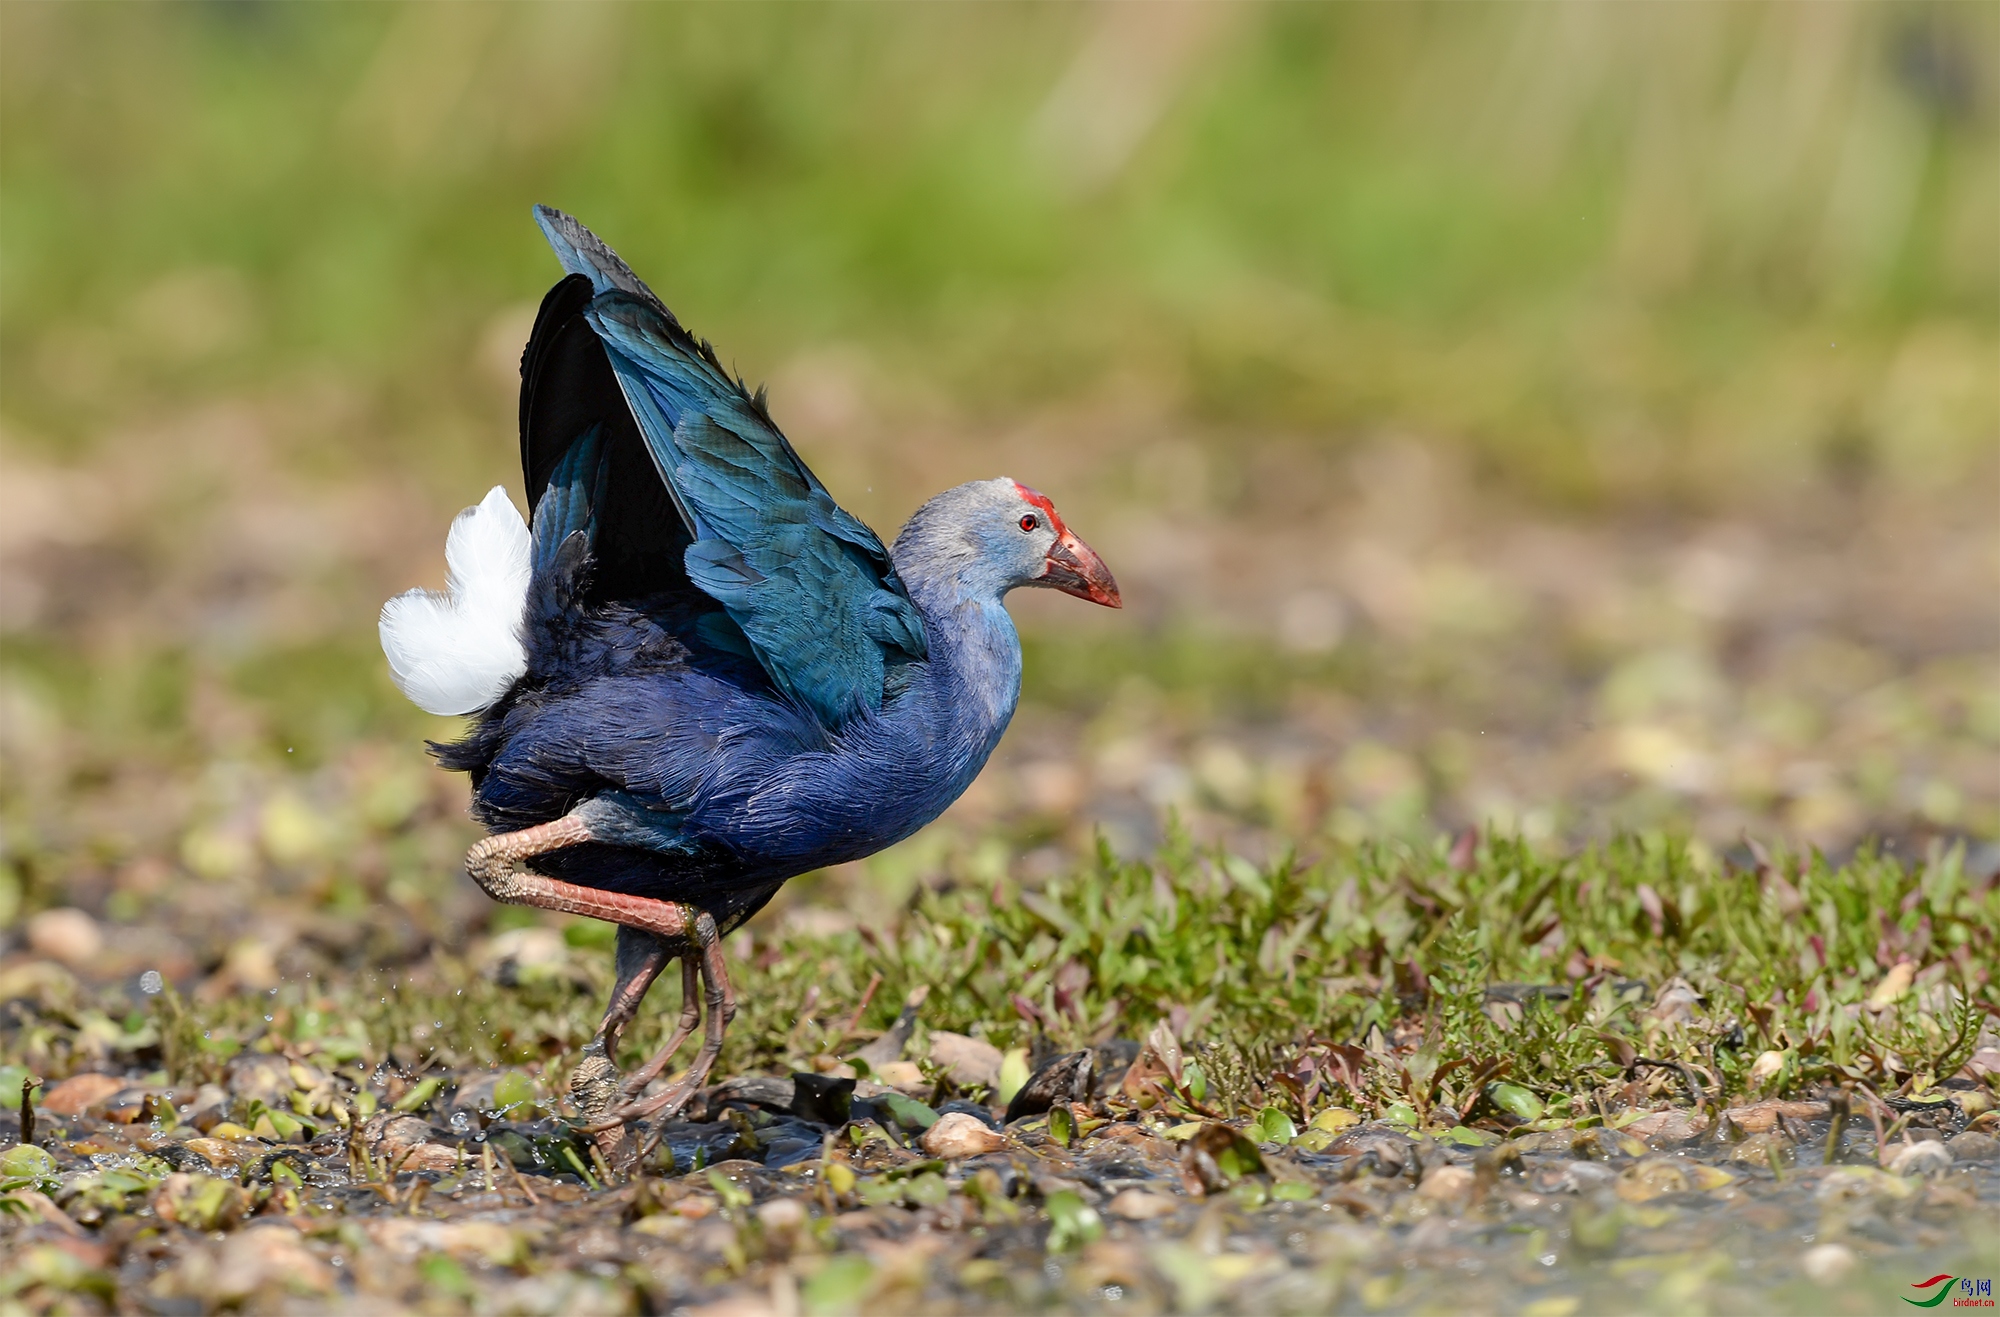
[1,3,1995,875]
[4,2,1993,506]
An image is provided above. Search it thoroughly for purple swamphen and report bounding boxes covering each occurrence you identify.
[379,208,1120,1149]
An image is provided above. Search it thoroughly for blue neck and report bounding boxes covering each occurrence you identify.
[907,578,1023,764]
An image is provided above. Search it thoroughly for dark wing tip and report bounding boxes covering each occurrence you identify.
[535,207,778,434]
[532,204,666,311]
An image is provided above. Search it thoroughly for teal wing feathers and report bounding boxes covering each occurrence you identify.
[533,206,927,727]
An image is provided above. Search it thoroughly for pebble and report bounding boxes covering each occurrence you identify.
[1417,1164,1475,1205]
[25,907,103,966]
[226,1054,295,1106]
[1720,1099,1829,1133]
[1800,1243,1857,1284]
[756,1198,809,1231]
[871,1060,927,1091]
[1946,1132,1998,1162]
[926,1031,1004,1088]
[1537,1160,1617,1194]
[370,1219,520,1265]
[1645,978,1702,1025]
[1746,1051,1786,1086]
[1865,960,1916,1010]
[1620,1109,1705,1145]
[181,1138,247,1168]
[1615,1158,1692,1203]
[1729,1131,1794,1169]
[1107,1189,1179,1220]
[184,1084,230,1131]
[1884,1140,1953,1178]
[212,1224,335,1300]
[921,1110,1008,1159]
[400,1143,463,1172]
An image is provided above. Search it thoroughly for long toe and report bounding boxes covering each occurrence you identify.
[584,1078,693,1133]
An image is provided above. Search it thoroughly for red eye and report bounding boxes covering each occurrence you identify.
[1020,514,1038,532]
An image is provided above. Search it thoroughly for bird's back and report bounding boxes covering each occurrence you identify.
[385,209,1034,913]
[449,598,1007,914]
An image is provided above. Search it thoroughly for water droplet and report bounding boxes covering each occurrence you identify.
[139,970,164,995]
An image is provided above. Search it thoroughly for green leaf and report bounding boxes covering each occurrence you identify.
[1227,1178,1269,1209]
[252,1108,309,1141]
[707,1169,753,1210]
[316,1035,365,1063]
[803,1254,875,1315]
[489,1072,537,1116]
[1383,1102,1419,1127]
[392,1077,442,1114]
[419,1253,474,1299]
[857,1176,904,1207]
[1272,1179,1316,1201]
[1044,1189,1104,1252]
[0,1144,57,1183]
[1310,1107,1360,1133]
[1183,1061,1207,1104]
[1193,1124,1268,1182]
[903,1171,949,1208]
[996,1049,1030,1107]
[97,1167,158,1195]
[1486,1082,1544,1122]
[1049,1104,1074,1148]
[875,1093,937,1130]
[1253,1106,1297,1145]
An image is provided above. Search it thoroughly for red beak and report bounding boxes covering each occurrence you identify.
[1041,528,1122,608]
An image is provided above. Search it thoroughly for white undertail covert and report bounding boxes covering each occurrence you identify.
[378,486,532,716]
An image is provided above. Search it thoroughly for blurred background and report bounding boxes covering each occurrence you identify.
[2,3,1995,978]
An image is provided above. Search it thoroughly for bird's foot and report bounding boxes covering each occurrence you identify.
[568,1039,622,1117]
[569,1038,640,1175]
[591,1071,702,1131]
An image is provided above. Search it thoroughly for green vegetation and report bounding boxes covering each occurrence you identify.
[4,4,1993,510]
[12,833,1989,1132]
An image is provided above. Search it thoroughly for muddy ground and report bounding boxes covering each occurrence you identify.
[4,1007,1998,1315]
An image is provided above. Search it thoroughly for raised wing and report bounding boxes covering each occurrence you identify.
[531,206,927,727]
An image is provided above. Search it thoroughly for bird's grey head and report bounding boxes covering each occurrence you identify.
[892,477,1121,610]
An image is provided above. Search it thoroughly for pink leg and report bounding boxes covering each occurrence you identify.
[465,817,699,940]
[624,920,737,1152]
[619,958,703,1099]
[599,931,674,1055]
[465,814,733,1135]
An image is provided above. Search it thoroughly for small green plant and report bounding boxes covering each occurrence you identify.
[43,833,1976,1127]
